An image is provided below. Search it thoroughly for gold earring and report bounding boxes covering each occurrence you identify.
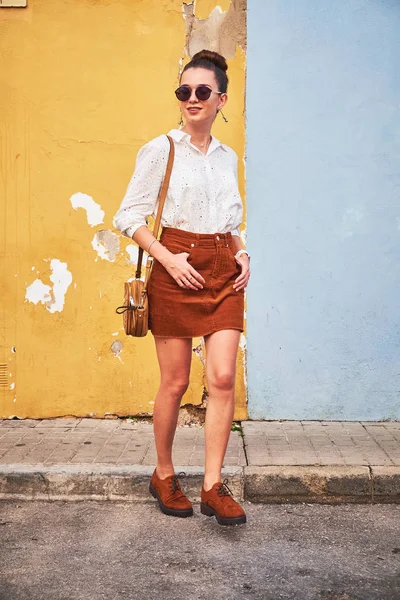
[178,108,184,127]
[218,109,228,123]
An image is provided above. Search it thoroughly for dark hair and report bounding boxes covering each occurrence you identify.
[181,49,228,93]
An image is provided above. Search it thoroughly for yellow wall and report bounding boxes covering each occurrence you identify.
[0,0,247,420]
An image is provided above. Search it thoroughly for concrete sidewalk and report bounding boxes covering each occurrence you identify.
[0,418,399,504]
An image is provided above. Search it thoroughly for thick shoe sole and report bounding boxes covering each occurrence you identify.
[149,482,193,518]
[200,502,247,526]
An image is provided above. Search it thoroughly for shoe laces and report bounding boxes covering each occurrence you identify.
[216,479,233,497]
[169,471,186,496]
[169,475,181,495]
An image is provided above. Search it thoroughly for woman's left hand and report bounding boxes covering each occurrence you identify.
[233,254,250,291]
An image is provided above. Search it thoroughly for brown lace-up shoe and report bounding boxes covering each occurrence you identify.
[149,469,193,518]
[201,479,246,526]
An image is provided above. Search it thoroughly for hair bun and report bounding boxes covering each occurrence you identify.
[191,49,228,73]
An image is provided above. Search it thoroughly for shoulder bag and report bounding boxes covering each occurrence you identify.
[116,135,175,336]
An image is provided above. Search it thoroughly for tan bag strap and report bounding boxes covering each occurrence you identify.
[134,135,175,280]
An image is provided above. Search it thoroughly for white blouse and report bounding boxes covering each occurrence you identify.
[113,128,243,239]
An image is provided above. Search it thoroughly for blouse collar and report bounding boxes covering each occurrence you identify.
[167,128,228,156]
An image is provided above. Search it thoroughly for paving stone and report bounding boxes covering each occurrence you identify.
[0,419,39,428]
[242,421,399,468]
[35,420,79,428]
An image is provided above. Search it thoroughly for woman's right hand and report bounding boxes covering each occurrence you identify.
[163,252,205,291]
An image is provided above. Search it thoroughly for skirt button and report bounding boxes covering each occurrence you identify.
[216,235,220,241]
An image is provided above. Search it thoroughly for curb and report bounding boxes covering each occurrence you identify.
[0,465,399,503]
[244,466,400,504]
[0,465,244,502]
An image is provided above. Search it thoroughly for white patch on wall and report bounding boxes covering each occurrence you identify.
[111,340,124,364]
[25,259,72,313]
[92,230,120,262]
[25,279,52,305]
[239,332,248,389]
[193,338,206,366]
[70,192,105,227]
[126,244,139,264]
[47,259,73,313]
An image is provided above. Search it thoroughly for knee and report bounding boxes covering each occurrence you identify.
[208,371,235,393]
[161,377,190,399]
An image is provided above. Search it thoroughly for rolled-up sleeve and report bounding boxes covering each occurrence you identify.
[113,138,169,238]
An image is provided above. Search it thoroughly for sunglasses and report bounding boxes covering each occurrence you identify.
[174,85,223,102]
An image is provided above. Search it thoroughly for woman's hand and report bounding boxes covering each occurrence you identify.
[233,254,250,291]
[163,252,205,291]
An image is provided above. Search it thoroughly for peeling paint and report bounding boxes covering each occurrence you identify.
[126,244,139,265]
[111,340,124,363]
[25,279,52,306]
[183,0,246,58]
[25,259,72,313]
[111,340,123,356]
[70,192,104,226]
[239,332,247,387]
[193,338,206,366]
[92,230,120,262]
[10,382,15,390]
[47,259,73,313]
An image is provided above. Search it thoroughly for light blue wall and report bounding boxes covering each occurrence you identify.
[246,0,400,420]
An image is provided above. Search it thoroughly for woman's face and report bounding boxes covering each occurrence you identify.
[179,67,227,127]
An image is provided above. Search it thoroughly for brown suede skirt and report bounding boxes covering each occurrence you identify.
[147,227,244,338]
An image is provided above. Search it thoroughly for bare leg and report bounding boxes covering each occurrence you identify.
[153,337,192,479]
[203,329,241,491]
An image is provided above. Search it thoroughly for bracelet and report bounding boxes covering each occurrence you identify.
[235,249,250,261]
[147,239,158,255]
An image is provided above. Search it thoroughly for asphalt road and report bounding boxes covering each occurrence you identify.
[0,500,399,600]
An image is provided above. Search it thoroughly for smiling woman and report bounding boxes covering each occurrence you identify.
[113,49,249,527]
